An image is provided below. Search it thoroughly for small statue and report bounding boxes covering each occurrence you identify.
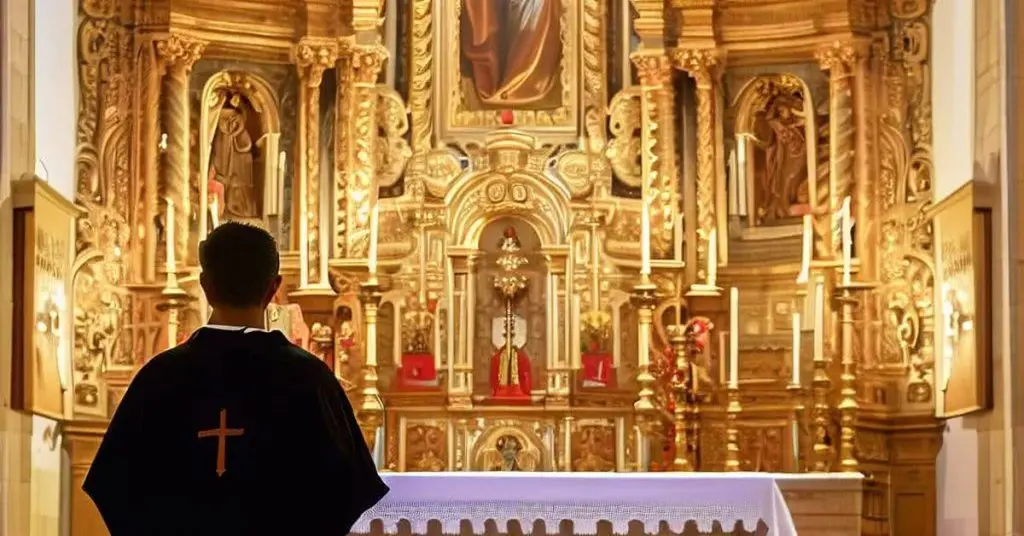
[490,226,532,399]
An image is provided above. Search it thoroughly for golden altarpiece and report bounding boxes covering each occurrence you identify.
[62,0,954,534]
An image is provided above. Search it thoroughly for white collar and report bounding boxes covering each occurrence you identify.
[203,324,268,334]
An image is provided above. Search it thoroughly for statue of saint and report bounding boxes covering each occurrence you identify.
[752,94,809,223]
[210,104,259,221]
[489,226,532,400]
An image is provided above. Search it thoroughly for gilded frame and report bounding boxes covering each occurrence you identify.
[437,0,580,143]
[932,182,993,418]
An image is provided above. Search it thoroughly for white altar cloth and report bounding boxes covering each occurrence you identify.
[352,472,797,535]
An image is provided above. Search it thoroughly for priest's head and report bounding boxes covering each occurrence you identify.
[199,222,282,323]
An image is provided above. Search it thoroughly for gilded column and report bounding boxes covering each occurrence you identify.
[674,49,719,282]
[141,41,162,283]
[347,45,387,267]
[155,35,205,267]
[293,39,339,289]
[630,51,678,262]
[816,42,858,255]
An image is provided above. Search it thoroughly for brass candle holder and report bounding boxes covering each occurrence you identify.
[668,325,693,471]
[810,340,832,472]
[724,384,742,472]
[631,282,658,411]
[786,383,806,472]
[359,278,384,413]
[834,281,876,473]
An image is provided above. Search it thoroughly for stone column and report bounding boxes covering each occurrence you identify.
[630,51,678,264]
[816,42,859,256]
[675,49,720,283]
[348,45,387,268]
[293,38,338,289]
[155,35,205,267]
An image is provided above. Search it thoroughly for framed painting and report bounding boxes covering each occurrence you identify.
[438,0,579,142]
[932,181,992,418]
[11,176,81,421]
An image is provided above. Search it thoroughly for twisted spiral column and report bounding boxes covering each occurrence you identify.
[816,42,859,257]
[155,35,205,268]
[630,51,678,262]
[293,39,339,288]
[674,49,719,282]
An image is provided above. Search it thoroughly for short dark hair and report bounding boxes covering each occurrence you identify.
[199,222,280,308]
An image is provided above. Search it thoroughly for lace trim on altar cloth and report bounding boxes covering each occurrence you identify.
[351,502,769,535]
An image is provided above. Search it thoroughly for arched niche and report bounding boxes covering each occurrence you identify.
[442,130,574,405]
[198,71,284,239]
[730,74,821,235]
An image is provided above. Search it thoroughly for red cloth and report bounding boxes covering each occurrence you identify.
[581,352,614,387]
[489,348,532,398]
[398,353,439,389]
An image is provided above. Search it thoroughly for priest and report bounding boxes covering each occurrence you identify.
[83,222,388,535]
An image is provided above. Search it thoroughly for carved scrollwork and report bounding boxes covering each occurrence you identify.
[375,88,412,189]
[605,88,643,188]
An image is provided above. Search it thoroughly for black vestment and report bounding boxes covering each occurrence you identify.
[83,327,388,535]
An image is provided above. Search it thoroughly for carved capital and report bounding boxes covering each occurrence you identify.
[673,48,719,85]
[350,45,389,85]
[292,38,340,88]
[815,41,862,73]
[155,35,206,76]
[630,51,673,87]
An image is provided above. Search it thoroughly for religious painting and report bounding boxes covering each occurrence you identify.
[11,177,80,420]
[460,0,562,110]
[932,182,992,418]
[442,0,578,139]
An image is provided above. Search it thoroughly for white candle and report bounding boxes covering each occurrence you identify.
[368,202,379,276]
[165,198,175,273]
[737,136,748,216]
[791,312,801,385]
[707,228,718,285]
[840,197,852,286]
[813,281,825,361]
[640,200,651,275]
[729,287,739,388]
[209,197,220,229]
[797,214,812,283]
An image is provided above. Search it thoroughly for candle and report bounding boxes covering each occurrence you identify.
[209,197,220,229]
[840,196,852,286]
[797,214,812,283]
[791,312,801,385]
[813,281,825,361]
[728,147,738,215]
[707,228,718,285]
[737,136,748,216]
[368,202,379,276]
[729,287,739,388]
[165,198,175,273]
[640,200,651,275]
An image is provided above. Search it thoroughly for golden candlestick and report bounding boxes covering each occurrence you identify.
[668,325,693,472]
[834,281,876,473]
[787,383,807,472]
[359,279,384,413]
[492,227,529,390]
[724,385,742,472]
[631,282,658,411]
[810,335,832,472]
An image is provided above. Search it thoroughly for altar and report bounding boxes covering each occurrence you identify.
[352,472,864,536]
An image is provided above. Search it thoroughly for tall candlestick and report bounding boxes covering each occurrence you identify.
[791,312,801,385]
[797,214,812,283]
[840,196,852,286]
[640,200,651,275]
[368,203,380,277]
[729,287,739,388]
[707,228,718,285]
[165,198,176,274]
[813,281,824,361]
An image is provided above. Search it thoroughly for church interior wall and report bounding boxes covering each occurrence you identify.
[932,0,1017,534]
